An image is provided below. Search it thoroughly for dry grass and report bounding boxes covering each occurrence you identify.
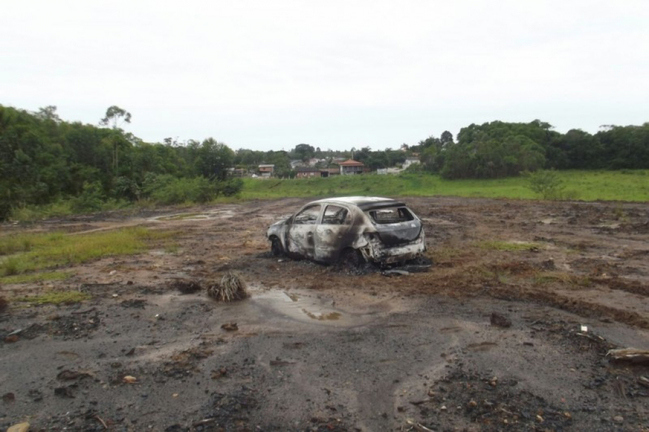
[207,272,248,302]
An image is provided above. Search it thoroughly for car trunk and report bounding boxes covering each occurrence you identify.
[365,206,422,246]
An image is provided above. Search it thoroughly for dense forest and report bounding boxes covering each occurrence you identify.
[412,120,649,179]
[1,104,648,220]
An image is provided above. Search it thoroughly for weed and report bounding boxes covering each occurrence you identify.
[533,271,592,288]
[1,271,70,284]
[15,291,91,305]
[0,234,38,255]
[612,205,629,223]
[164,244,180,254]
[478,240,540,252]
[0,256,22,276]
[431,247,467,262]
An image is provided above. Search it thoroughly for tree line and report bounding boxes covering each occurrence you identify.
[413,120,649,179]
[1,104,647,220]
[0,105,239,220]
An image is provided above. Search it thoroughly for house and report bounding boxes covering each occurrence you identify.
[339,159,365,175]
[227,168,247,177]
[403,157,420,169]
[295,167,341,178]
[321,168,339,177]
[295,167,321,178]
[258,164,274,178]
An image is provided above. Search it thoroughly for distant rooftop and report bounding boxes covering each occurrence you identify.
[339,159,364,166]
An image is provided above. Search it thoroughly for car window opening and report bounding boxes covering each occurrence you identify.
[322,205,350,225]
[367,207,414,224]
[294,205,321,225]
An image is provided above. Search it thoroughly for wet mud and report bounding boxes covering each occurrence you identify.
[1,196,649,431]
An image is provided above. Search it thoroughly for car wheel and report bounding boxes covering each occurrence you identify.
[270,237,284,257]
[339,248,363,269]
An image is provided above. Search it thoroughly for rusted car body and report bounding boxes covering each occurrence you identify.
[267,197,426,265]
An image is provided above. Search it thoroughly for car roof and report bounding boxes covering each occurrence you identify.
[310,196,407,210]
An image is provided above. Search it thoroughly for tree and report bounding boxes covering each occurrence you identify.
[440,130,454,146]
[35,105,61,123]
[195,138,234,181]
[100,106,132,129]
[294,143,315,162]
[99,106,132,175]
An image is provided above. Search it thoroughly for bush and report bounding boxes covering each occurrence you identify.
[72,181,105,212]
[0,256,22,276]
[0,199,11,222]
[525,170,565,200]
[114,176,141,201]
[150,177,216,205]
[218,178,244,197]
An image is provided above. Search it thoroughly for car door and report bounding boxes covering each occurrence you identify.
[286,204,322,259]
[314,204,353,262]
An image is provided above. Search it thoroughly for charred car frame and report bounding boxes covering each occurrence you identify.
[267,197,426,266]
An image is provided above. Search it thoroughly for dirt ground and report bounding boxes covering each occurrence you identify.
[1,196,649,431]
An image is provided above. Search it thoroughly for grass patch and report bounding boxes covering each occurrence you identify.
[1,271,71,284]
[14,290,91,305]
[533,271,592,287]
[478,240,540,251]
[240,170,649,202]
[0,227,178,278]
[9,198,132,222]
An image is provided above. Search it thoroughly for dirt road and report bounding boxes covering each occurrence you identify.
[1,197,649,431]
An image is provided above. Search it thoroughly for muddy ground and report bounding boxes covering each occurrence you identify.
[1,196,649,431]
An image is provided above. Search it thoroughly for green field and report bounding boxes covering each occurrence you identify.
[0,227,178,281]
[240,170,649,202]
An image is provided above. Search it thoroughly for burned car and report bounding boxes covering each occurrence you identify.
[267,197,426,266]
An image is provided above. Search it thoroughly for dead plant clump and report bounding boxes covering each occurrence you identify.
[0,296,7,313]
[207,272,248,302]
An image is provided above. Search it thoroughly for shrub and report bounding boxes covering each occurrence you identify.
[114,176,141,201]
[525,170,565,200]
[0,256,22,276]
[0,199,11,222]
[218,178,244,197]
[72,181,105,212]
[150,177,216,205]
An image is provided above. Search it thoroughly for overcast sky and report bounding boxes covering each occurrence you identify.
[2,1,648,151]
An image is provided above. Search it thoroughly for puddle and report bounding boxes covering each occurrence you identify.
[249,289,376,327]
[156,213,208,221]
[149,209,236,222]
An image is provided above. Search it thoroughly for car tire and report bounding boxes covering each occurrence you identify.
[270,237,284,257]
[339,248,363,269]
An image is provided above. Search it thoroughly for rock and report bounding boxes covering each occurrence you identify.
[56,370,91,381]
[4,335,19,343]
[613,416,624,424]
[2,392,15,403]
[7,423,30,432]
[221,322,238,331]
[490,312,512,328]
[541,258,555,270]
[54,386,75,398]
